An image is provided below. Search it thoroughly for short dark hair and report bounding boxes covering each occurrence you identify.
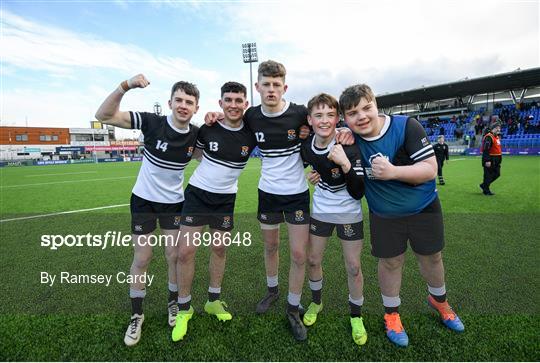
[170,81,200,103]
[307,93,339,114]
[258,60,286,80]
[221,81,247,97]
[339,84,376,114]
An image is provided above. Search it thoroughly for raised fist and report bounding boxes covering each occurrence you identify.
[127,74,150,89]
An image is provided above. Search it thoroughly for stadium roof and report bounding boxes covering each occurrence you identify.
[376,67,540,108]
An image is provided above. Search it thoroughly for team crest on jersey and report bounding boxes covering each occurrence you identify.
[187,147,194,157]
[343,224,355,238]
[174,216,182,226]
[331,167,341,179]
[368,152,388,165]
[287,129,297,141]
[294,210,304,222]
[421,137,430,147]
[365,153,389,180]
[241,146,249,157]
[222,216,232,229]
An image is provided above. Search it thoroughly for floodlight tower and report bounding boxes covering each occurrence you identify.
[153,102,162,116]
[242,42,258,106]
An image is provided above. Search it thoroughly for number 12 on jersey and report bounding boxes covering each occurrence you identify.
[255,132,265,142]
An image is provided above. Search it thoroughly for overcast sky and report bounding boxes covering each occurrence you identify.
[1,0,538,137]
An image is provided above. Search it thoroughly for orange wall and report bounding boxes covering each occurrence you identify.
[0,127,70,145]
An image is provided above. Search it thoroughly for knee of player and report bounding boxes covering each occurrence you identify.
[421,251,443,266]
[307,254,322,268]
[380,255,405,271]
[178,246,196,263]
[265,241,280,254]
[290,248,307,266]
[133,252,153,269]
[346,259,361,277]
[165,247,178,261]
[211,244,227,257]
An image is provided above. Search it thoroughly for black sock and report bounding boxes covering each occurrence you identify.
[430,292,447,303]
[287,303,299,313]
[209,292,220,302]
[349,301,362,318]
[131,297,143,315]
[178,299,191,311]
[268,285,278,294]
[384,305,399,314]
[311,289,322,305]
[168,289,177,304]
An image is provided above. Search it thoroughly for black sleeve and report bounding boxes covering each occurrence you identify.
[299,140,311,169]
[343,146,365,200]
[195,125,206,150]
[404,118,435,162]
[482,135,493,162]
[444,144,449,160]
[129,111,155,135]
[299,105,309,127]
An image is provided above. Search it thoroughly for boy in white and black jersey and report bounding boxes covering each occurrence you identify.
[205,61,353,341]
[299,93,368,346]
[95,74,200,346]
[171,82,256,342]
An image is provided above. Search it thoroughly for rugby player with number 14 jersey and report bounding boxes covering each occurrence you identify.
[95,74,200,346]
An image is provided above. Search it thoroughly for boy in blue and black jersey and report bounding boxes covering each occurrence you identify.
[339,84,465,348]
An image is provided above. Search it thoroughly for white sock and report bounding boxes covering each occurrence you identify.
[168,282,178,292]
[287,292,301,306]
[381,294,401,308]
[267,275,278,288]
[349,294,364,306]
[177,295,191,305]
[129,288,146,299]
[428,284,446,297]
[309,278,323,291]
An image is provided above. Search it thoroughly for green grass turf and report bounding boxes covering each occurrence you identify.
[0,156,539,361]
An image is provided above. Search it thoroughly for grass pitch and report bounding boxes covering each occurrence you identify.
[0,156,539,361]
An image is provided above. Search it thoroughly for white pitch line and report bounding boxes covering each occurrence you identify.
[0,176,135,188]
[25,171,98,177]
[0,203,130,223]
[448,158,467,161]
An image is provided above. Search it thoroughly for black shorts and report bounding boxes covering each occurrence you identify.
[257,189,310,225]
[369,197,444,258]
[180,184,236,231]
[130,193,184,235]
[310,218,364,241]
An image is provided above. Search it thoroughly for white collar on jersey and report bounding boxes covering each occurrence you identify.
[311,135,336,155]
[261,100,291,118]
[167,114,190,134]
[218,120,244,131]
[359,114,391,142]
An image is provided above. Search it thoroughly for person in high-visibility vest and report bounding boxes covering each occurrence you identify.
[479,122,502,196]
